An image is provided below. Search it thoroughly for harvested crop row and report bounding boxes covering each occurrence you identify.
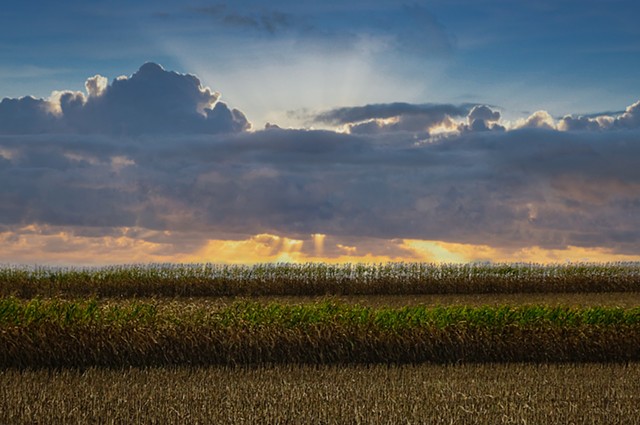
[1,299,639,367]
[2,363,639,424]
[2,262,640,298]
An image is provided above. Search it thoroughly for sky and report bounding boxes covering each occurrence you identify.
[1,0,640,265]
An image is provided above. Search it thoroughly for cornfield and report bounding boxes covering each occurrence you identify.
[1,262,640,298]
[1,298,639,367]
[2,262,640,422]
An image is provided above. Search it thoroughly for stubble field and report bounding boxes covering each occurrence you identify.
[2,363,639,424]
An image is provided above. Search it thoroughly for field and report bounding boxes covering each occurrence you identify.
[0,263,640,298]
[1,262,640,423]
[3,262,640,298]
[2,363,639,424]
[2,298,640,366]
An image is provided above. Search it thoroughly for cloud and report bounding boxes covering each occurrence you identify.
[0,63,250,135]
[186,2,452,57]
[85,75,108,98]
[3,63,640,262]
[3,108,640,256]
[314,103,470,125]
[557,115,606,131]
[460,105,505,133]
[557,101,640,132]
[192,4,295,35]
[313,102,508,135]
[312,102,473,135]
[614,100,640,128]
[0,96,59,134]
[516,110,557,130]
[468,105,500,123]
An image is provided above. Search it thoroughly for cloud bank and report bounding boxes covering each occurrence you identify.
[1,63,640,263]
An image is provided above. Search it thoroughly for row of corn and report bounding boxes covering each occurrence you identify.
[1,262,640,297]
[1,298,639,367]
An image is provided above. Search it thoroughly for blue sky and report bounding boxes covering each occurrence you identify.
[2,0,640,126]
[1,1,640,264]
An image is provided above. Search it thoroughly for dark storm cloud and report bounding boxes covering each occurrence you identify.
[0,63,249,135]
[2,64,640,255]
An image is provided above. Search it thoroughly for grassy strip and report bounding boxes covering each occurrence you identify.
[1,299,640,367]
[2,262,640,298]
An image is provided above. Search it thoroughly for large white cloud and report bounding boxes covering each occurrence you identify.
[0,62,250,135]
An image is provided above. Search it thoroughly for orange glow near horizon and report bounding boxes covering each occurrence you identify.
[401,239,640,264]
[1,228,639,266]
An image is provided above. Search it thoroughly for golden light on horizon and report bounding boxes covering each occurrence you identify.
[1,227,640,266]
[275,237,304,262]
[401,239,640,264]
